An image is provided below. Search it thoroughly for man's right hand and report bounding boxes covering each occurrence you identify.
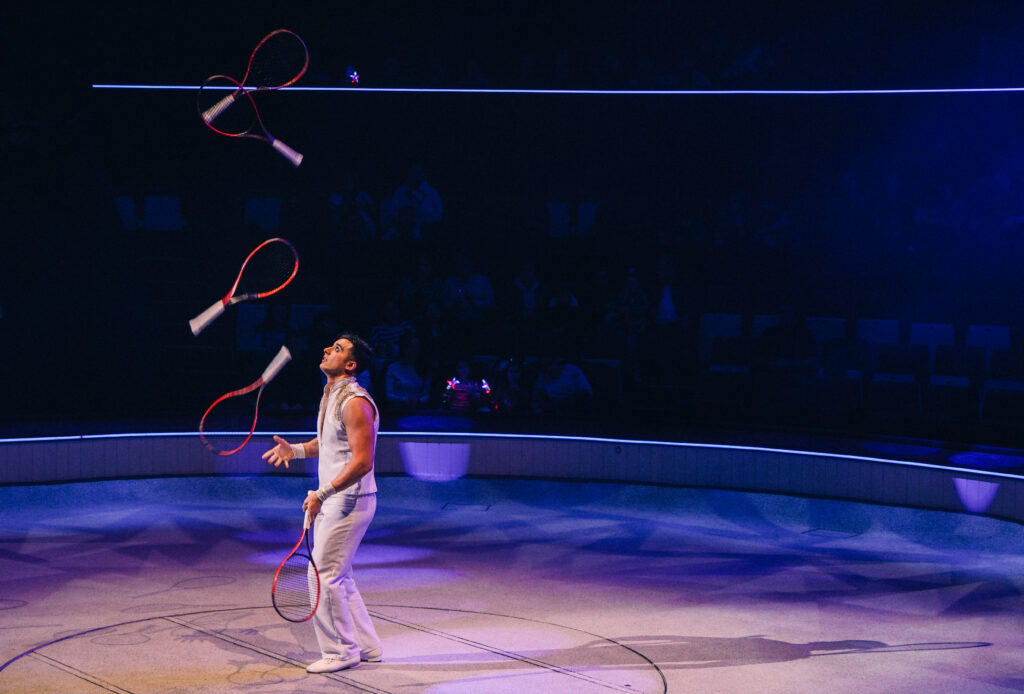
[261,435,294,468]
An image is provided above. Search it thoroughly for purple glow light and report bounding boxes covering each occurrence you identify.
[953,477,1000,514]
[399,441,471,482]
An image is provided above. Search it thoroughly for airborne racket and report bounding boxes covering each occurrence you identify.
[199,345,292,456]
[197,29,308,165]
[272,509,321,623]
[200,29,308,121]
[190,237,298,336]
[197,73,304,166]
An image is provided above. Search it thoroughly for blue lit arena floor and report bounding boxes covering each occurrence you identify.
[1,475,1022,693]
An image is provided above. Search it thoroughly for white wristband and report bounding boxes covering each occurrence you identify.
[316,485,337,502]
[290,443,305,459]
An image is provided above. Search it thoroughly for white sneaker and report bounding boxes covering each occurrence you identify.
[306,655,360,674]
[360,647,382,662]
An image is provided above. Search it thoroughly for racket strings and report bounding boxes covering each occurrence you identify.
[236,240,299,299]
[273,553,318,621]
[248,31,308,89]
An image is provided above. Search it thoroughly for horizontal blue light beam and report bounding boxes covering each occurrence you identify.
[92,84,1024,96]
[2,430,1022,481]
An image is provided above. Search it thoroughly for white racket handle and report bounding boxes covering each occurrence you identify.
[262,345,292,383]
[303,508,312,529]
[271,138,304,167]
[189,300,226,335]
[202,91,237,123]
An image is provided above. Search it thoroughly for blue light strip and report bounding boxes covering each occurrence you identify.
[91,84,1024,96]
[0,432,313,443]
[2,431,1021,480]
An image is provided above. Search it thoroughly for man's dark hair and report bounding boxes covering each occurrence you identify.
[338,333,374,374]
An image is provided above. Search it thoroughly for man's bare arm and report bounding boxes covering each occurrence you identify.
[327,398,375,491]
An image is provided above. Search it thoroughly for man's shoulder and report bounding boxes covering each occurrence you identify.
[338,384,377,418]
[341,377,373,397]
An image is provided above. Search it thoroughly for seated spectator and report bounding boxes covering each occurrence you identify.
[384,333,431,408]
[502,261,546,325]
[381,204,421,241]
[491,358,529,414]
[415,299,453,376]
[328,169,376,240]
[441,358,494,412]
[441,252,496,323]
[396,254,444,317]
[499,260,546,354]
[542,283,583,346]
[369,299,414,372]
[532,355,593,414]
[390,163,442,238]
[441,251,497,352]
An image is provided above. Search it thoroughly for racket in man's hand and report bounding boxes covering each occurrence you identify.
[271,509,321,622]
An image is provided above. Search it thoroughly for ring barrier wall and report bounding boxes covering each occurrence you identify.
[1,432,1021,523]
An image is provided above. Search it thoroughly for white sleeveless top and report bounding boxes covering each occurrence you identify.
[317,376,379,497]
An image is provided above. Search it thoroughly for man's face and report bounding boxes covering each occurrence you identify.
[321,338,356,377]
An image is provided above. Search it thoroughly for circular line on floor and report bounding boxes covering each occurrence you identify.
[1,603,667,693]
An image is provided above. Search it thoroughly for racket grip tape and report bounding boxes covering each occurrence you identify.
[201,91,237,123]
[262,345,292,383]
[189,300,227,335]
[271,138,304,167]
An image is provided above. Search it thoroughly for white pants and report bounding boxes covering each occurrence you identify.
[310,493,380,660]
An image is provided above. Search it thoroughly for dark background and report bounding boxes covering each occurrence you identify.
[5,2,1024,455]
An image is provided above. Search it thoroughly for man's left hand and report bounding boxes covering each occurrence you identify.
[303,491,322,518]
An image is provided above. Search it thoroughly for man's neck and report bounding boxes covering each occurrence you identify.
[325,373,355,389]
